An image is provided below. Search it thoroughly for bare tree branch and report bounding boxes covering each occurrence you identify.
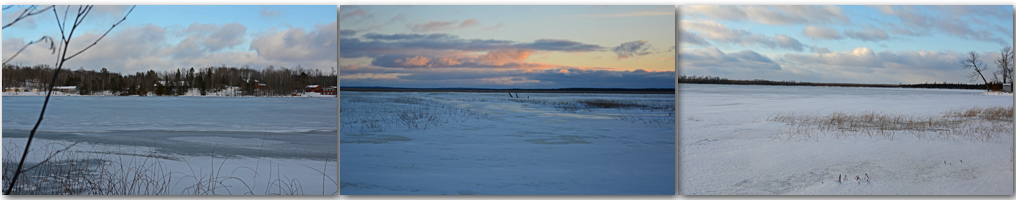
[2,5,54,29]
[961,51,990,91]
[1,36,55,65]
[65,5,136,61]
[995,46,1013,85]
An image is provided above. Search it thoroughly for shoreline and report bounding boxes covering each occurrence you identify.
[2,92,336,97]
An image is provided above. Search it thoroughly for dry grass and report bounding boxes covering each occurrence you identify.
[768,106,1013,142]
[341,95,489,133]
[3,142,174,195]
[945,106,1013,121]
[342,93,675,131]
[2,140,336,195]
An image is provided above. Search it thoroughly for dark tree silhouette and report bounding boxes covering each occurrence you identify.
[961,51,990,91]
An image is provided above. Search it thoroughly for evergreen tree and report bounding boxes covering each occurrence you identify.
[156,83,165,96]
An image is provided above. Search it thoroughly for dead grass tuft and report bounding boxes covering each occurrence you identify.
[769,105,1013,142]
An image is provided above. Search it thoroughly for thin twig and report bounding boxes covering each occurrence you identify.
[65,5,135,61]
[1,36,55,65]
[2,5,55,29]
[20,142,81,173]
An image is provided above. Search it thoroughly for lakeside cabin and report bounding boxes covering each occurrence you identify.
[54,86,76,93]
[4,87,26,92]
[306,85,321,92]
[4,86,71,93]
[305,85,336,95]
[321,86,337,95]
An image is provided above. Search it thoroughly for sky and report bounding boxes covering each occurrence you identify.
[339,5,676,89]
[2,5,337,74]
[679,5,1015,84]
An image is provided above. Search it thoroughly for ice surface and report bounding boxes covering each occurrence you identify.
[2,96,338,195]
[679,84,1013,195]
[340,91,676,195]
[2,96,337,133]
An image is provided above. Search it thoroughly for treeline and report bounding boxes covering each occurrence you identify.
[679,75,1005,90]
[2,64,337,96]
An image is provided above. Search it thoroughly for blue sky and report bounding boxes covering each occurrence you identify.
[2,5,337,73]
[679,5,1014,84]
[340,5,676,88]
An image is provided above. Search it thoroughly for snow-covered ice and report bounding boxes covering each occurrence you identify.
[340,91,675,195]
[2,96,337,195]
[679,84,1013,195]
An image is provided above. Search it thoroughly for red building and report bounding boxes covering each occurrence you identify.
[305,85,335,95]
[306,85,321,93]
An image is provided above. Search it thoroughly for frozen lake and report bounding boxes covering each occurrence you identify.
[679,84,1013,195]
[340,91,675,195]
[2,96,337,195]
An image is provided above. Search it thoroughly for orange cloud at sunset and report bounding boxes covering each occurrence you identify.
[395,56,431,66]
[478,49,533,65]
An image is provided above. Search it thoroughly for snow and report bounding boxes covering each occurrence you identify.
[984,91,1014,96]
[2,91,82,96]
[679,84,1013,195]
[2,137,337,195]
[2,96,337,195]
[340,91,675,195]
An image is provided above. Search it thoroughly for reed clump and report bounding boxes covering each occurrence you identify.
[2,140,336,195]
[768,105,1013,142]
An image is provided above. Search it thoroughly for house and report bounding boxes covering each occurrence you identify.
[304,85,335,95]
[4,87,25,92]
[54,86,76,93]
[252,80,268,96]
[1004,84,1012,93]
[306,85,321,92]
[254,80,268,90]
[157,81,187,86]
[321,86,337,95]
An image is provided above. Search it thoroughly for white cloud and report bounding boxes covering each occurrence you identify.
[842,28,890,42]
[679,47,782,74]
[802,26,842,40]
[260,7,283,17]
[680,5,850,25]
[681,20,805,52]
[679,29,710,46]
[408,18,482,32]
[3,21,337,74]
[680,46,994,84]
[875,5,1010,45]
[250,21,337,63]
[780,47,985,83]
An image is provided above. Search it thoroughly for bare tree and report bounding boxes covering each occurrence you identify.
[4,5,136,195]
[995,46,1013,85]
[961,51,990,91]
